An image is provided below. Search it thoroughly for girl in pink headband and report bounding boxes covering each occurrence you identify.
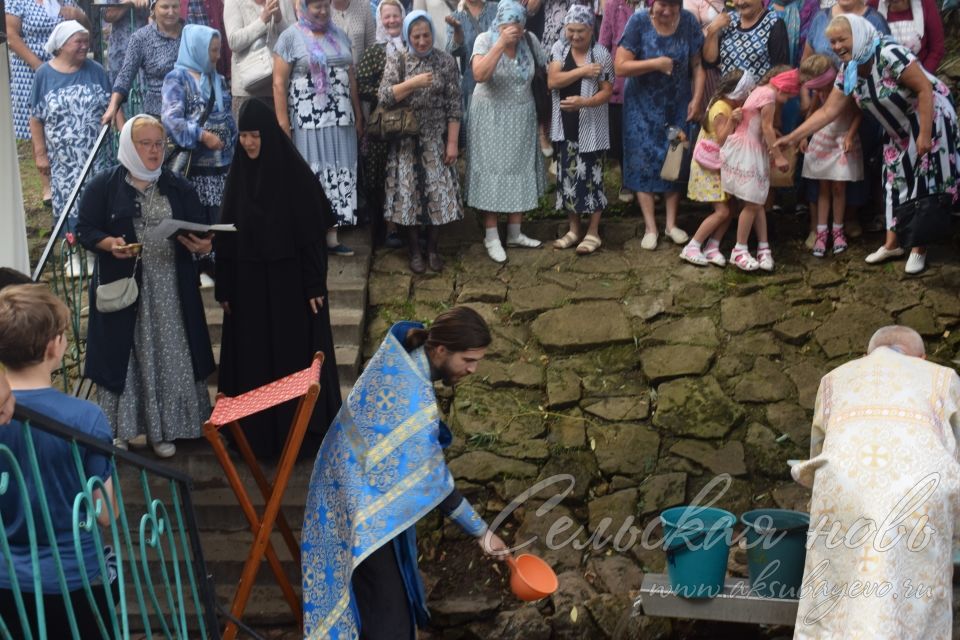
[720,65,798,272]
[798,54,863,258]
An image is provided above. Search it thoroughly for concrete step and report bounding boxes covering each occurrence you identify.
[330,307,364,347]
[327,277,367,309]
[334,344,360,386]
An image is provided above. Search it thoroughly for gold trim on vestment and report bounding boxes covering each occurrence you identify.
[365,403,440,470]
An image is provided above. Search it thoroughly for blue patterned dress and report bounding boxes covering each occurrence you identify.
[619,9,703,193]
[6,0,76,139]
[30,60,111,229]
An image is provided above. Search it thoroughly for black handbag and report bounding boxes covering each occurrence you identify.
[525,33,551,127]
[892,193,953,248]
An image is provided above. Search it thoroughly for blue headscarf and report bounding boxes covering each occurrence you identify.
[838,14,881,95]
[402,10,435,58]
[175,24,224,107]
[489,0,534,80]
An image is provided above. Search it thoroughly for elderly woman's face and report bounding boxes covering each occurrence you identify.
[208,35,221,66]
[154,0,181,27]
[133,125,166,170]
[836,0,864,12]
[409,20,433,54]
[239,131,261,159]
[381,4,402,36]
[564,23,592,50]
[306,0,331,23]
[828,25,854,62]
[59,32,90,62]
[651,0,679,22]
[732,0,762,17]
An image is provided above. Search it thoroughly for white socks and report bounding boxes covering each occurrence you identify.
[484,227,500,242]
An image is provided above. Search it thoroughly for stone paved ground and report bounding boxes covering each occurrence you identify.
[364,206,960,639]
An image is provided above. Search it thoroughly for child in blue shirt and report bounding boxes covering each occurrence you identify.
[0,284,117,639]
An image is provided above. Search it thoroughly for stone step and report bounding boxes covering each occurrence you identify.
[335,344,360,387]
[327,277,367,309]
[330,307,364,347]
[205,306,223,345]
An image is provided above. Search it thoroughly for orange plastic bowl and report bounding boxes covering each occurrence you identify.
[507,554,559,601]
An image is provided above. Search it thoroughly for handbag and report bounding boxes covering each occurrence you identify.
[236,37,274,94]
[164,88,217,177]
[95,254,141,313]
[692,136,721,171]
[660,137,691,182]
[893,192,953,248]
[525,32,551,127]
[368,52,421,140]
[769,145,797,188]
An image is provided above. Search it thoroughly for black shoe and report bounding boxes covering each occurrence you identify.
[409,252,426,274]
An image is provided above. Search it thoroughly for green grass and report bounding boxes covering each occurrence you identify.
[17,140,53,266]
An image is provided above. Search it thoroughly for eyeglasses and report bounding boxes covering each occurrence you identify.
[134,140,165,151]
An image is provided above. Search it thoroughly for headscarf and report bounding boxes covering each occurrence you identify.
[770,68,800,95]
[802,67,837,90]
[175,24,224,107]
[402,10,435,58]
[218,99,330,260]
[297,0,349,97]
[563,4,595,27]
[837,14,881,95]
[375,0,407,56]
[118,115,163,182]
[489,0,534,80]
[44,20,87,56]
[725,70,756,102]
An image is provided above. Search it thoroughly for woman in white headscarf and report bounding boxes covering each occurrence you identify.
[779,14,960,275]
[29,21,111,234]
[357,0,406,248]
[76,114,215,458]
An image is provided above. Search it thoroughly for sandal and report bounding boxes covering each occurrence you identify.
[730,248,759,272]
[757,248,775,272]
[679,244,708,266]
[703,246,726,267]
[553,230,580,249]
[576,234,602,255]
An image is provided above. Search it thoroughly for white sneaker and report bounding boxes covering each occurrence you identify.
[200,273,215,288]
[506,233,542,248]
[904,252,926,274]
[665,227,689,245]
[484,238,507,263]
[640,232,659,251]
[152,441,176,458]
[864,245,905,264]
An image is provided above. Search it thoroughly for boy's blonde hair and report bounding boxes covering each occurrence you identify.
[0,284,69,370]
[799,54,836,85]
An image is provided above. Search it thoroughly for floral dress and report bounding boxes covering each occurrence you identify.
[113,24,181,117]
[275,25,358,226]
[30,60,112,230]
[619,9,703,193]
[842,40,960,229]
[161,68,237,211]
[721,85,774,205]
[378,50,463,226]
[687,98,731,203]
[6,0,76,139]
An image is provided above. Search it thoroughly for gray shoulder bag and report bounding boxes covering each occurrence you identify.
[95,254,141,313]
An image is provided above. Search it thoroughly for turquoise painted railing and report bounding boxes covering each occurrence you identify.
[0,405,220,638]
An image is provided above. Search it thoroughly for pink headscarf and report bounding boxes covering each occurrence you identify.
[770,69,800,95]
[802,67,837,90]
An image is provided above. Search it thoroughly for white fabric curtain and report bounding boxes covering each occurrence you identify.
[0,43,31,276]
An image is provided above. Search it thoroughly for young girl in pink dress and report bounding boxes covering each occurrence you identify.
[720,66,800,272]
[799,54,863,257]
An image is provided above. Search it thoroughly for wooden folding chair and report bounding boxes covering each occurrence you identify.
[203,352,324,640]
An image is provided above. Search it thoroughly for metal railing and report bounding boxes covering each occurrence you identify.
[0,405,220,639]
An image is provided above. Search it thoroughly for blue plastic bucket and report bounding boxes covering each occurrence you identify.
[660,506,736,599]
[741,509,810,599]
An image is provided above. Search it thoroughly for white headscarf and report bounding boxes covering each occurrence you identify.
[44,20,87,56]
[725,70,757,102]
[118,115,163,182]
[376,0,407,56]
[838,14,881,95]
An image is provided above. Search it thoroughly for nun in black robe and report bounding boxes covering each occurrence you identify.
[214,99,341,460]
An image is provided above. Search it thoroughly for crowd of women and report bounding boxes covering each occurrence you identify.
[6,0,958,455]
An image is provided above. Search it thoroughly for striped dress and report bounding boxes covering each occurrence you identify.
[842,40,960,229]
